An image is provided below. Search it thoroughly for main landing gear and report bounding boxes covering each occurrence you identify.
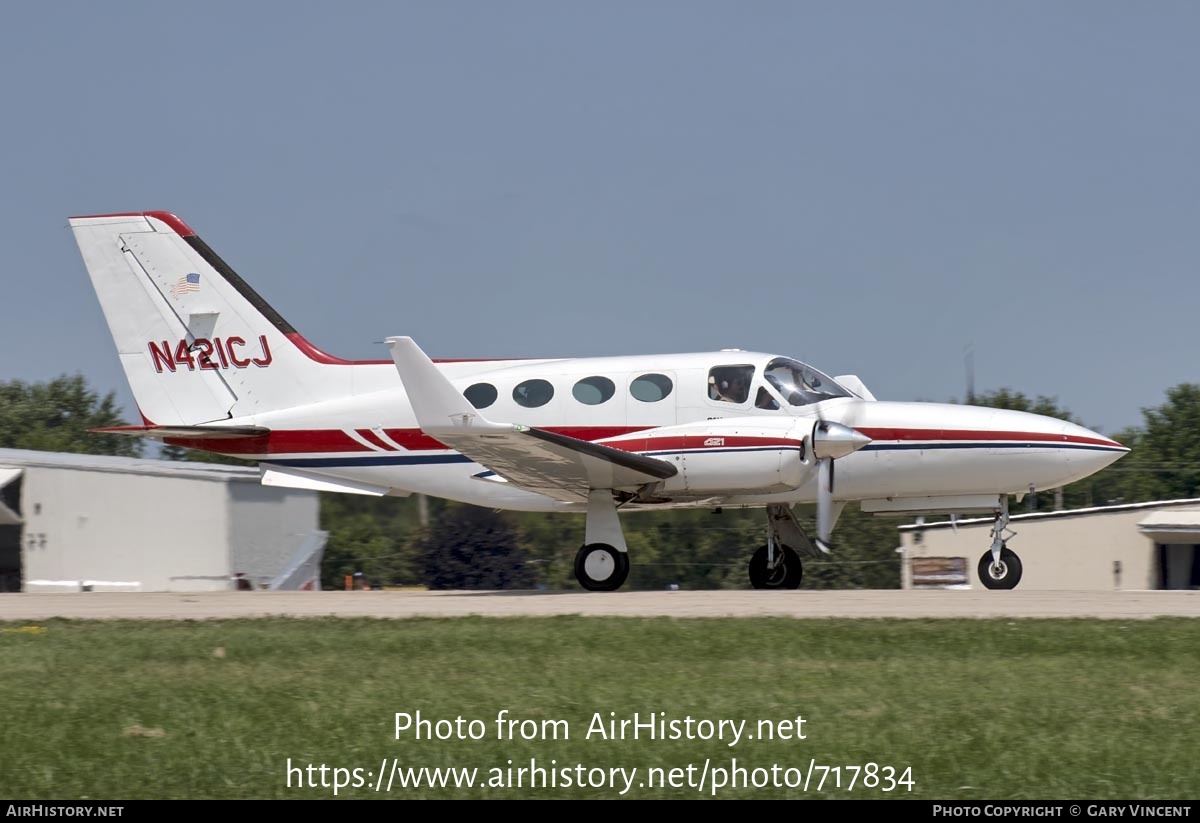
[575,543,629,591]
[574,490,631,591]
[747,504,826,590]
[978,496,1023,590]
[749,544,802,589]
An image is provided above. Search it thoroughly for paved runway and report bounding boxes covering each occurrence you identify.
[1,589,1197,620]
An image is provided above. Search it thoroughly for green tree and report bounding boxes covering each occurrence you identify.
[0,375,141,457]
[1132,383,1200,501]
[318,494,426,590]
[414,502,536,590]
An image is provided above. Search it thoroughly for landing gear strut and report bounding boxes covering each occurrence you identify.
[978,496,1023,590]
[575,490,631,592]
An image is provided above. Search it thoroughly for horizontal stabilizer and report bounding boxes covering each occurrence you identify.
[90,424,269,440]
[260,466,396,497]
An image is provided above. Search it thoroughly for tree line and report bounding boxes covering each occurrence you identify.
[3,375,1198,591]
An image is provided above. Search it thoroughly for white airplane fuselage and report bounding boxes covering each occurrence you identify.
[195,349,1125,514]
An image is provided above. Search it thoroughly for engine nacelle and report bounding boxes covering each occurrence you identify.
[599,417,814,496]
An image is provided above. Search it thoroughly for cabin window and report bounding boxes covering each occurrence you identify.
[708,365,755,404]
[630,373,673,403]
[463,383,498,409]
[513,379,555,408]
[573,376,616,406]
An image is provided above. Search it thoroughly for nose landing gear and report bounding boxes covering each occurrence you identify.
[978,496,1022,590]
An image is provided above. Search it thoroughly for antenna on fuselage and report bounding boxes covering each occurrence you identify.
[964,342,976,404]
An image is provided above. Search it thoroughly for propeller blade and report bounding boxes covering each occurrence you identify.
[816,458,834,551]
[810,419,871,553]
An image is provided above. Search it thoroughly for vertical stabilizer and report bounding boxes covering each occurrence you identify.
[69,211,357,424]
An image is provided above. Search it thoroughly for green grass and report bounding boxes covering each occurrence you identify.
[1,617,1197,799]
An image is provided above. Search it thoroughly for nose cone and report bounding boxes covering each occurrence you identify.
[1059,419,1130,475]
[984,406,1130,488]
[811,420,873,460]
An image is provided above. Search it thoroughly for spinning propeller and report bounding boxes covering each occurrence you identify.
[808,410,872,553]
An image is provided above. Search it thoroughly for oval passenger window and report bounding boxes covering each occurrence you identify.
[513,379,555,408]
[572,376,616,406]
[630,373,673,403]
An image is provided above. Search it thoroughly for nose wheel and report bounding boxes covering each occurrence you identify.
[978,497,1022,589]
[978,544,1022,590]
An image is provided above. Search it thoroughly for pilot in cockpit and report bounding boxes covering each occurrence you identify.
[710,368,751,404]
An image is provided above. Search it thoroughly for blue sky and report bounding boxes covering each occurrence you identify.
[2,2,1196,437]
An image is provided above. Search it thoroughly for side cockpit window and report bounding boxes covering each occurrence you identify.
[755,387,779,410]
[708,365,754,404]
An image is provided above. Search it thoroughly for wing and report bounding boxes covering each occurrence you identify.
[385,337,676,503]
[450,426,676,502]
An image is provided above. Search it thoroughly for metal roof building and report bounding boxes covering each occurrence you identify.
[897,498,1200,591]
[0,449,325,592]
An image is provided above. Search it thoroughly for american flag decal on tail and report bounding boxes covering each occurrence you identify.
[171,272,200,296]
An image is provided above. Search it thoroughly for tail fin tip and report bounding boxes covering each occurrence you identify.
[68,211,195,237]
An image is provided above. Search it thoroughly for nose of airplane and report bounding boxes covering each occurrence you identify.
[970,407,1132,496]
[1058,419,1130,473]
[904,402,1129,490]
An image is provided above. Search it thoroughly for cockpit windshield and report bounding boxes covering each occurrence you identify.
[764,357,853,407]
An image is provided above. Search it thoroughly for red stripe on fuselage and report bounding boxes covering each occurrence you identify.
[380,429,452,450]
[355,429,396,451]
[162,425,1122,457]
[163,429,372,455]
[855,428,1122,449]
[600,434,803,454]
[169,426,654,455]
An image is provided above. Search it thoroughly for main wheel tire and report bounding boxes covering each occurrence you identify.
[574,543,630,591]
[748,545,803,590]
[978,545,1023,590]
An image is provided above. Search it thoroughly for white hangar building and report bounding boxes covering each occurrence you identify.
[897,498,1200,591]
[0,448,326,593]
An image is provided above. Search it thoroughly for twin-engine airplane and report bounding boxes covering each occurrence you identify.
[68,211,1128,592]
